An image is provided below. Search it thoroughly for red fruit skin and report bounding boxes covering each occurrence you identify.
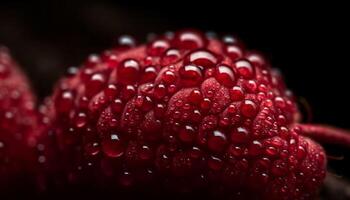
[0,47,44,192]
[44,30,328,199]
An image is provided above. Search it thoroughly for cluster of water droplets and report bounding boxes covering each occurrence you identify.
[46,30,325,199]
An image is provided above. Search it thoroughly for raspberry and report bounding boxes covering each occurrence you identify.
[0,47,42,192]
[39,30,349,199]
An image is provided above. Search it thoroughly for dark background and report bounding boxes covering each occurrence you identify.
[0,0,349,198]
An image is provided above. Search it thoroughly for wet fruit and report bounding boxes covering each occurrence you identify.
[0,47,42,192]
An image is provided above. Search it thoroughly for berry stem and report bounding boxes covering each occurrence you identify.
[297,123,350,147]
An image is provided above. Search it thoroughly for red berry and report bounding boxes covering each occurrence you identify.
[38,30,350,199]
[0,47,43,190]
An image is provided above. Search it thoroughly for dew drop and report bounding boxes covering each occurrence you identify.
[245,52,266,69]
[208,156,223,171]
[160,48,181,66]
[111,98,123,114]
[200,98,211,112]
[119,170,133,187]
[161,70,177,84]
[139,145,153,160]
[121,85,136,100]
[231,127,249,143]
[224,45,243,61]
[141,66,157,83]
[102,133,124,158]
[74,112,88,128]
[296,145,306,160]
[234,59,255,79]
[117,59,140,84]
[207,130,227,152]
[173,30,207,50]
[188,89,202,105]
[104,84,119,100]
[215,64,236,87]
[248,140,263,156]
[117,35,136,49]
[84,54,101,68]
[86,73,107,97]
[154,103,166,118]
[179,64,203,87]
[240,100,258,118]
[147,39,170,56]
[184,50,218,68]
[56,90,74,114]
[85,142,100,156]
[229,86,244,101]
[178,125,196,143]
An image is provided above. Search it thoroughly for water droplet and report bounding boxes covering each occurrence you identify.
[188,89,202,105]
[102,133,124,158]
[119,170,133,187]
[141,66,157,83]
[74,112,88,128]
[116,35,136,49]
[243,80,257,93]
[190,146,202,159]
[121,85,136,100]
[167,84,177,94]
[229,86,244,101]
[191,109,202,122]
[160,48,181,66]
[86,73,107,97]
[234,59,254,79]
[224,45,243,61]
[248,140,263,156]
[85,142,100,156]
[111,98,123,114]
[56,90,74,114]
[161,70,177,84]
[173,30,207,50]
[228,145,244,157]
[215,64,236,87]
[153,84,167,99]
[208,156,223,171]
[178,125,196,143]
[117,59,140,84]
[154,103,166,118]
[222,35,241,45]
[104,84,119,100]
[240,100,258,118]
[231,127,249,143]
[274,97,286,108]
[179,64,203,87]
[147,39,170,56]
[200,98,211,112]
[296,145,306,160]
[84,54,101,68]
[207,130,227,152]
[245,52,266,69]
[184,50,218,68]
[265,146,278,157]
[139,145,153,160]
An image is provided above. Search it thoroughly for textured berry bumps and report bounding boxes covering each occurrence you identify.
[40,30,338,199]
[0,47,41,190]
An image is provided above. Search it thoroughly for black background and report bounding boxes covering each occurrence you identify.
[0,0,349,198]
